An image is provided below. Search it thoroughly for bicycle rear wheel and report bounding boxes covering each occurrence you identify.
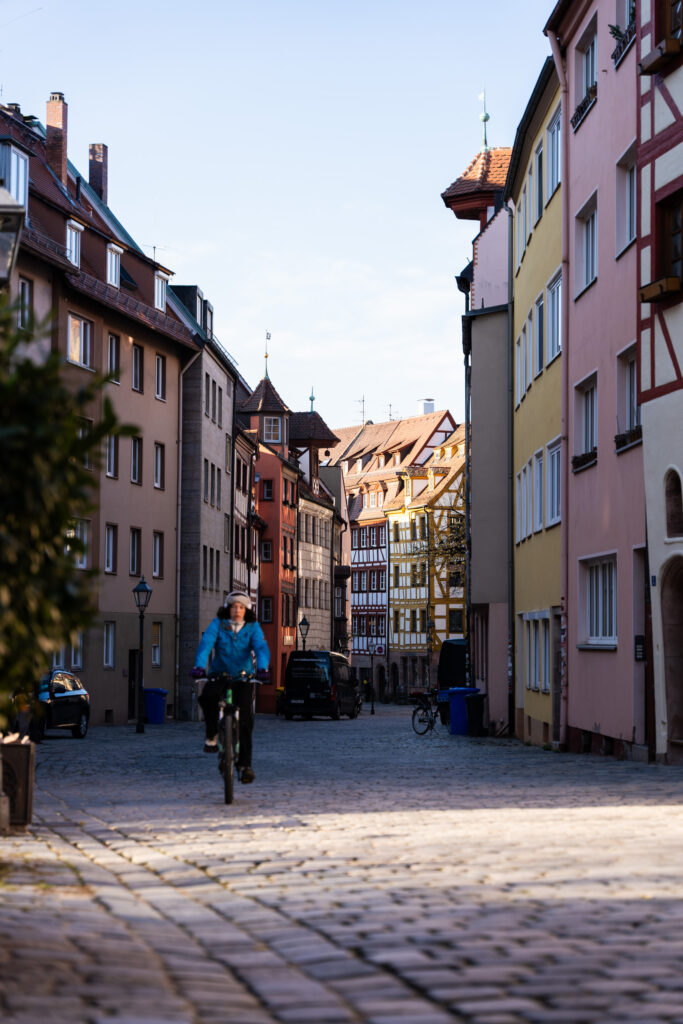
[412,706,431,735]
[222,711,234,804]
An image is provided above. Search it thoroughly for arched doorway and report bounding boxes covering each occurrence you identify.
[662,555,683,763]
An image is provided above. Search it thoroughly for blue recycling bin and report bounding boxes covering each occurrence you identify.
[143,687,168,724]
[448,687,479,735]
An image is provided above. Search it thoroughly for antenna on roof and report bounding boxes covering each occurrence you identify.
[356,395,366,423]
[479,90,490,151]
[264,331,271,379]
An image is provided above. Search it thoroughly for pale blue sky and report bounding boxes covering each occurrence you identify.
[1,0,554,426]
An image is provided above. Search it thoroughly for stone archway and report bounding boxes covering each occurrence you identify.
[662,556,683,763]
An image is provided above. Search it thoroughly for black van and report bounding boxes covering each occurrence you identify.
[283,651,361,720]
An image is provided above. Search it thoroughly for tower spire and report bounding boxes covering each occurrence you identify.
[264,331,271,379]
[479,90,490,151]
[309,386,315,412]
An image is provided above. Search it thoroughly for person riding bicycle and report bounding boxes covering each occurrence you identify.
[192,591,270,783]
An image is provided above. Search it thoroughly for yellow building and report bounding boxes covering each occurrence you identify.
[385,427,466,699]
[506,59,563,745]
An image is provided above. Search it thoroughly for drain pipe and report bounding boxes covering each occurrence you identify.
[548,28,570,750]
[506,201,515,737]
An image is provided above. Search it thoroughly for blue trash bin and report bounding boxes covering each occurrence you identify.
[448,687,479,735]
[143,687,168,724]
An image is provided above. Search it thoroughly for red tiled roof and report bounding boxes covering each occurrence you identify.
[441,147,512,203]
[240,377,290,414]
[289,411,339,447]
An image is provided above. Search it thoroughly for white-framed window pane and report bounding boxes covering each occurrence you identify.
[153,531,163,578]
[526,460,533,537]
[548,275,562,359]
[131,437,142,483]
[264,416,281,442]
[627,355,641,430]
[106,245,122,287]
[151,621,161,667]
[104,523,117,573]
[154,273,168,311]
[155,354,166,400]
[68,314,92,368]
[546,443,561,526]
[535,297,544,375]
[18,276,32,329]
[66,221,82,267]
[71,632,83,669]
[548,111,561,193]
[154,442,164,488]
[130,528,141,575]
[132,345,143,392]
[103,622,115,668]
[107,333,120,382]
[9,146,28,205]
[542,619,550,692]
[583,384,597,452]
[534,454,544,532]
[585,557,617,643]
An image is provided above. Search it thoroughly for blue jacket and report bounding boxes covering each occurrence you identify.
[194,618,270,677]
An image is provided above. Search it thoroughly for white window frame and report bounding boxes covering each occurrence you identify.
[516,472,522,543]
[154,271,169,311]
[66,220,83,267]
[547,271,562,362]
[68,519,88,569]
[107,333,120,382]
[534,452,544,532]
[104,523,117,573]
[546,439,562,526]
[616,143,637,255]
[534,141,544,223]
[71,632,83,670]
[154,442,164,489]
[576,192,598,293]
[106,243,123,288]
[582,555,617,645]
[155,353,166,401]
[152,531,163,579]
[521,465,528,540]
[18,275,32,329]
[582,30,597,97]
[131,436,142,484]
[129,528,141,576]
[547,108,561,196]
[151,621,161,667]
[526,458,533,538]
[67,313,92,369]
[8,145,28,206]
[542,618,550,693]
[103,622,115,669]
[264,416,281,443]
[576,373,598,455]
[535,294,544,376]
[132,344,143,392]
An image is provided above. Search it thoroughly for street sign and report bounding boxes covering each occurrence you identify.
[375,645,384,655]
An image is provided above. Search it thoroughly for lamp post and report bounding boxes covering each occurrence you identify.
[0,185,25,289]
[367,638,375,715]
[299,615,309,651]
[132,576,152,734]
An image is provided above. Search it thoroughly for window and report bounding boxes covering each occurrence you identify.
[660,190,683,280]
[369,526,377,547]
[370,492,376,507]
[360,527,367,548]
[547,441,562,526]
[132,344,143,392]
[104,524,117,574]
[516,336,523,405]
[155,354,166,400]
[616,146,636,254]
[379,570,386,590]
[352,570,359,592]
[131,436,142,484]
[7,145,28,206]
[360,571,367,592]
[583,556,617,644]
[153,531,164,578]
[534,453,544,532]
[77,418,93,471]
[535,295,544,376]
[106,244,122,287]
[542,619,551,693]
[411,563,417,586]
[526,459,533,538]
[18,276,32,329]
[129,528,141,576]
[351,528,358,549]
[393,609,400,634]
[420,608,427,633]
[576,195,598,290]
[151,622,161,667]
[66,220,83,267]
[534,142,544,222]
[576,375,598,456]
[263,479,273,501]
[202,545,207,588]
[224,514,231,554]
[282,534,288,568]
[581,29,597,99]
[370,570,377,591]
[154,272,169,311]
[203,459,209,502]
[148,443,163,491]
[210,464,216,506]
[410,519,417,541]
[218,387,223,428]
[211,379,217,422]
[547,273,562,361]
[379,525,386,546]
[205,373,211,416]
[547,108,561,195]
[517,200,524,265]
[516,472,522,543]
[103,434,118,478]
[665,470,683,537]
[216,469,221,509]
[448,609,463,634]
[410,609,417,632]
[225,434,232,473]
[103,622,115,669]
[107,333,120,382]
[393,522,399,542]
[67,314,92,368]
[616,346,641,440]
[421,516,427,539]
[394,564,400,587]
[264,416,281,443]
[520,465,527,540]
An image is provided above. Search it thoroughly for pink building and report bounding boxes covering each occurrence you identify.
[546,0,648,756]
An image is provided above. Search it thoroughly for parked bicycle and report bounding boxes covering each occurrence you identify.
[411,689,444,735]
[195,670,259,804]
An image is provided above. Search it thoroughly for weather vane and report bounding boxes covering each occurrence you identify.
[479,90,490,151]
[265,331,271,379]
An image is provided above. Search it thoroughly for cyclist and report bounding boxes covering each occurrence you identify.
[192,592,270,783]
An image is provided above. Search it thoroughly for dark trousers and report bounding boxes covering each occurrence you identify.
[198,677,255,768]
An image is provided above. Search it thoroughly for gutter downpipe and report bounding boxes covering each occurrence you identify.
[506,202,515,737]
[457,277,472,687]
[176,345,203,722]
[548,28,570,750]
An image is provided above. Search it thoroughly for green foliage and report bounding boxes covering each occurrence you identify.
[0,295,135,725]
[428,510,467,585]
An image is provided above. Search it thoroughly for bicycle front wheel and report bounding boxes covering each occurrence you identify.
[412,706,431,735]
[222,712,234,804]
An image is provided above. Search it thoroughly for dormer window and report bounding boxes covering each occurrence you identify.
[106,243,123,287]
[154,271,169,311]
[2,144,28,207]
[66,220,83,267]
[394,453,400,466]
[264,416,281,443]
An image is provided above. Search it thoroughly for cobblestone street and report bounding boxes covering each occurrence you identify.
[2,703,683,1023]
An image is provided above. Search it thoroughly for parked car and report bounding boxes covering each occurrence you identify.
[13,669,90,740]
[283,651,361,720]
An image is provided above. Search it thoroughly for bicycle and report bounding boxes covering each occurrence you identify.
[197,670,257,804]
[411,689,443,735]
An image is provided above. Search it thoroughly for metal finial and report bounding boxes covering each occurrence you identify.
[478,90,490,151]
[309,386,315,412]
[265,331,271,379]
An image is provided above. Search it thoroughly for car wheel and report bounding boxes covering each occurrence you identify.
[72,712,89,739]
[284,710,293,721]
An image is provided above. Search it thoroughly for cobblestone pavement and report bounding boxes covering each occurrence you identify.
[2,704,683,1024]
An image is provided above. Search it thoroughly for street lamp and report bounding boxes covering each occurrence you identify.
[299,616,310,651]
[132,576,152,734]
[0,186,25,288]
[367,638,376,715]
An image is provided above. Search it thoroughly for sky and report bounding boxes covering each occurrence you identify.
[1,0,555,428]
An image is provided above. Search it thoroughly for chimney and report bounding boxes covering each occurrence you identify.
[89,143,108,204]
[46,92,68,186]
[419,398,435,416]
